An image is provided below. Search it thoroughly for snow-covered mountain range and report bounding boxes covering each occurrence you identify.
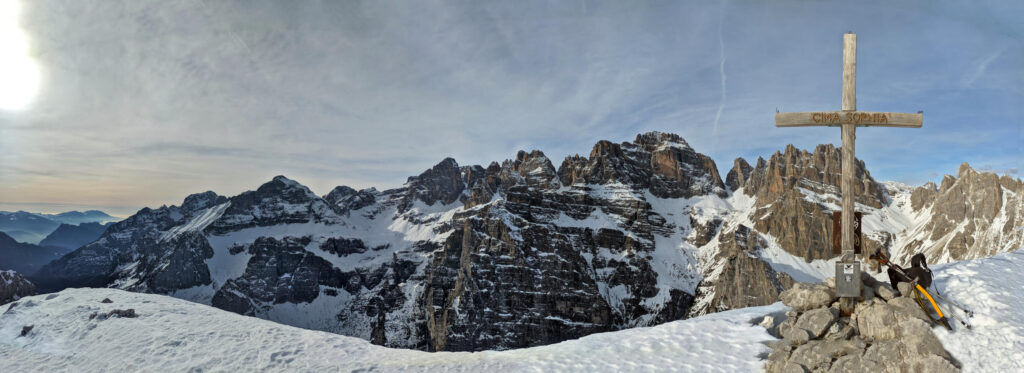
[29,132,1023,352]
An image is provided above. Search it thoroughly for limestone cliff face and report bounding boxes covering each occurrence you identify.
[732,144,887,261]
[726,158,753,192]
[895,163,1024,263]
[558,132,727,199]
[688,225,795,317]
[910,182,938,212]
[743,144,886,209]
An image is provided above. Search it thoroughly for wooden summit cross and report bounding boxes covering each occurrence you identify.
[774,33,922,309]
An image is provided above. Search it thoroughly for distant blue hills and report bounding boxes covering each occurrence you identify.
[0,210,119,245]
[0,210,120,274]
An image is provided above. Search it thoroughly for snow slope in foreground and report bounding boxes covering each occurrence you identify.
[2,250,1021,372]
[0,288,784,372]
[931,249,1024,371]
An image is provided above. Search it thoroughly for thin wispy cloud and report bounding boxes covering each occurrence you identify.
[711,1,727,154]
[961,48,1005,87]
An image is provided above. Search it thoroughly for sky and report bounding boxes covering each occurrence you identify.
[0,0,1021,217]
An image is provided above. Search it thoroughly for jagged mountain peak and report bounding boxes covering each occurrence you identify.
[726,158,754,192]
[414,157,460,178]
[503,150,558,187]
[958,162,975,177]
[402,157,478,209]
[324,185,377,214]
[325,185,358,201]
[633,131,691,149]
[261,175,315,196]
[181,191,227,214]
[556,132,726,198]
[743,143,884,208]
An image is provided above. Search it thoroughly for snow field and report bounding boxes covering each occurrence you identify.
[930,249,1024,371]
[0,288,785,372]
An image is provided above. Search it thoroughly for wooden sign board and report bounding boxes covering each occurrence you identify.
[775,111,922,128]
[832,211,863,255]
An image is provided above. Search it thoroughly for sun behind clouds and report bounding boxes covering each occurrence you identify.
[0,0,40,111]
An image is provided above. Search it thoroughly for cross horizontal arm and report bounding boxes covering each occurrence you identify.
[775,111,922,128]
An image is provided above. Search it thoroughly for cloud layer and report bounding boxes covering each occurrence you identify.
[0,0,1021,214]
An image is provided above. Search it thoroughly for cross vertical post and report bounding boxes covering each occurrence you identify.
[773,32,923,315]
[841,33,856,264]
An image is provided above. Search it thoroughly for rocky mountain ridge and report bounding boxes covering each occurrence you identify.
[0,232,70,275]
[30,132,1023,352]
[1,270,36,305]
[38,222,110,251]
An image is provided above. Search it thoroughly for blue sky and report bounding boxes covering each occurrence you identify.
[0,0,1021,216]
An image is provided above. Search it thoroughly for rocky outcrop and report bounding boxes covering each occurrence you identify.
[324,186,377,215]
[765,276,960,373]
[910,182,938,211]
[895,163,1024,263]
[558,132,727,199]
[778,282,835,312]
[689,225,794,317]
[1,270,36,305]
[423,209,613,351]
[726,158,753,192]
[730,144,889,262]
[401,158,483,212]
[742,144,886,209]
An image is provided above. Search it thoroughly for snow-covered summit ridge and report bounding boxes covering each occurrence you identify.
[0,287,784,372]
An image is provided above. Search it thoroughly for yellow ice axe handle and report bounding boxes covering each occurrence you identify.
[915,284,944,319]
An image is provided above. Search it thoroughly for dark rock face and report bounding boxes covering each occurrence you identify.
[689,225,794,317]
[558,132,727,199]
[734,144,888,261]
[726,158,753,192]
[212,236,346,315]
[211,176,337,233]
[325,186,377,215]
[423,214,613,351]
[742,144,886,209]
[1,270,36,305]
[401,158,481,212]
[897,163,1024,263]
[33,192,225,292]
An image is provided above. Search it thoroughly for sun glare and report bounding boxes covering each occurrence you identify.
[0,0,40,111]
